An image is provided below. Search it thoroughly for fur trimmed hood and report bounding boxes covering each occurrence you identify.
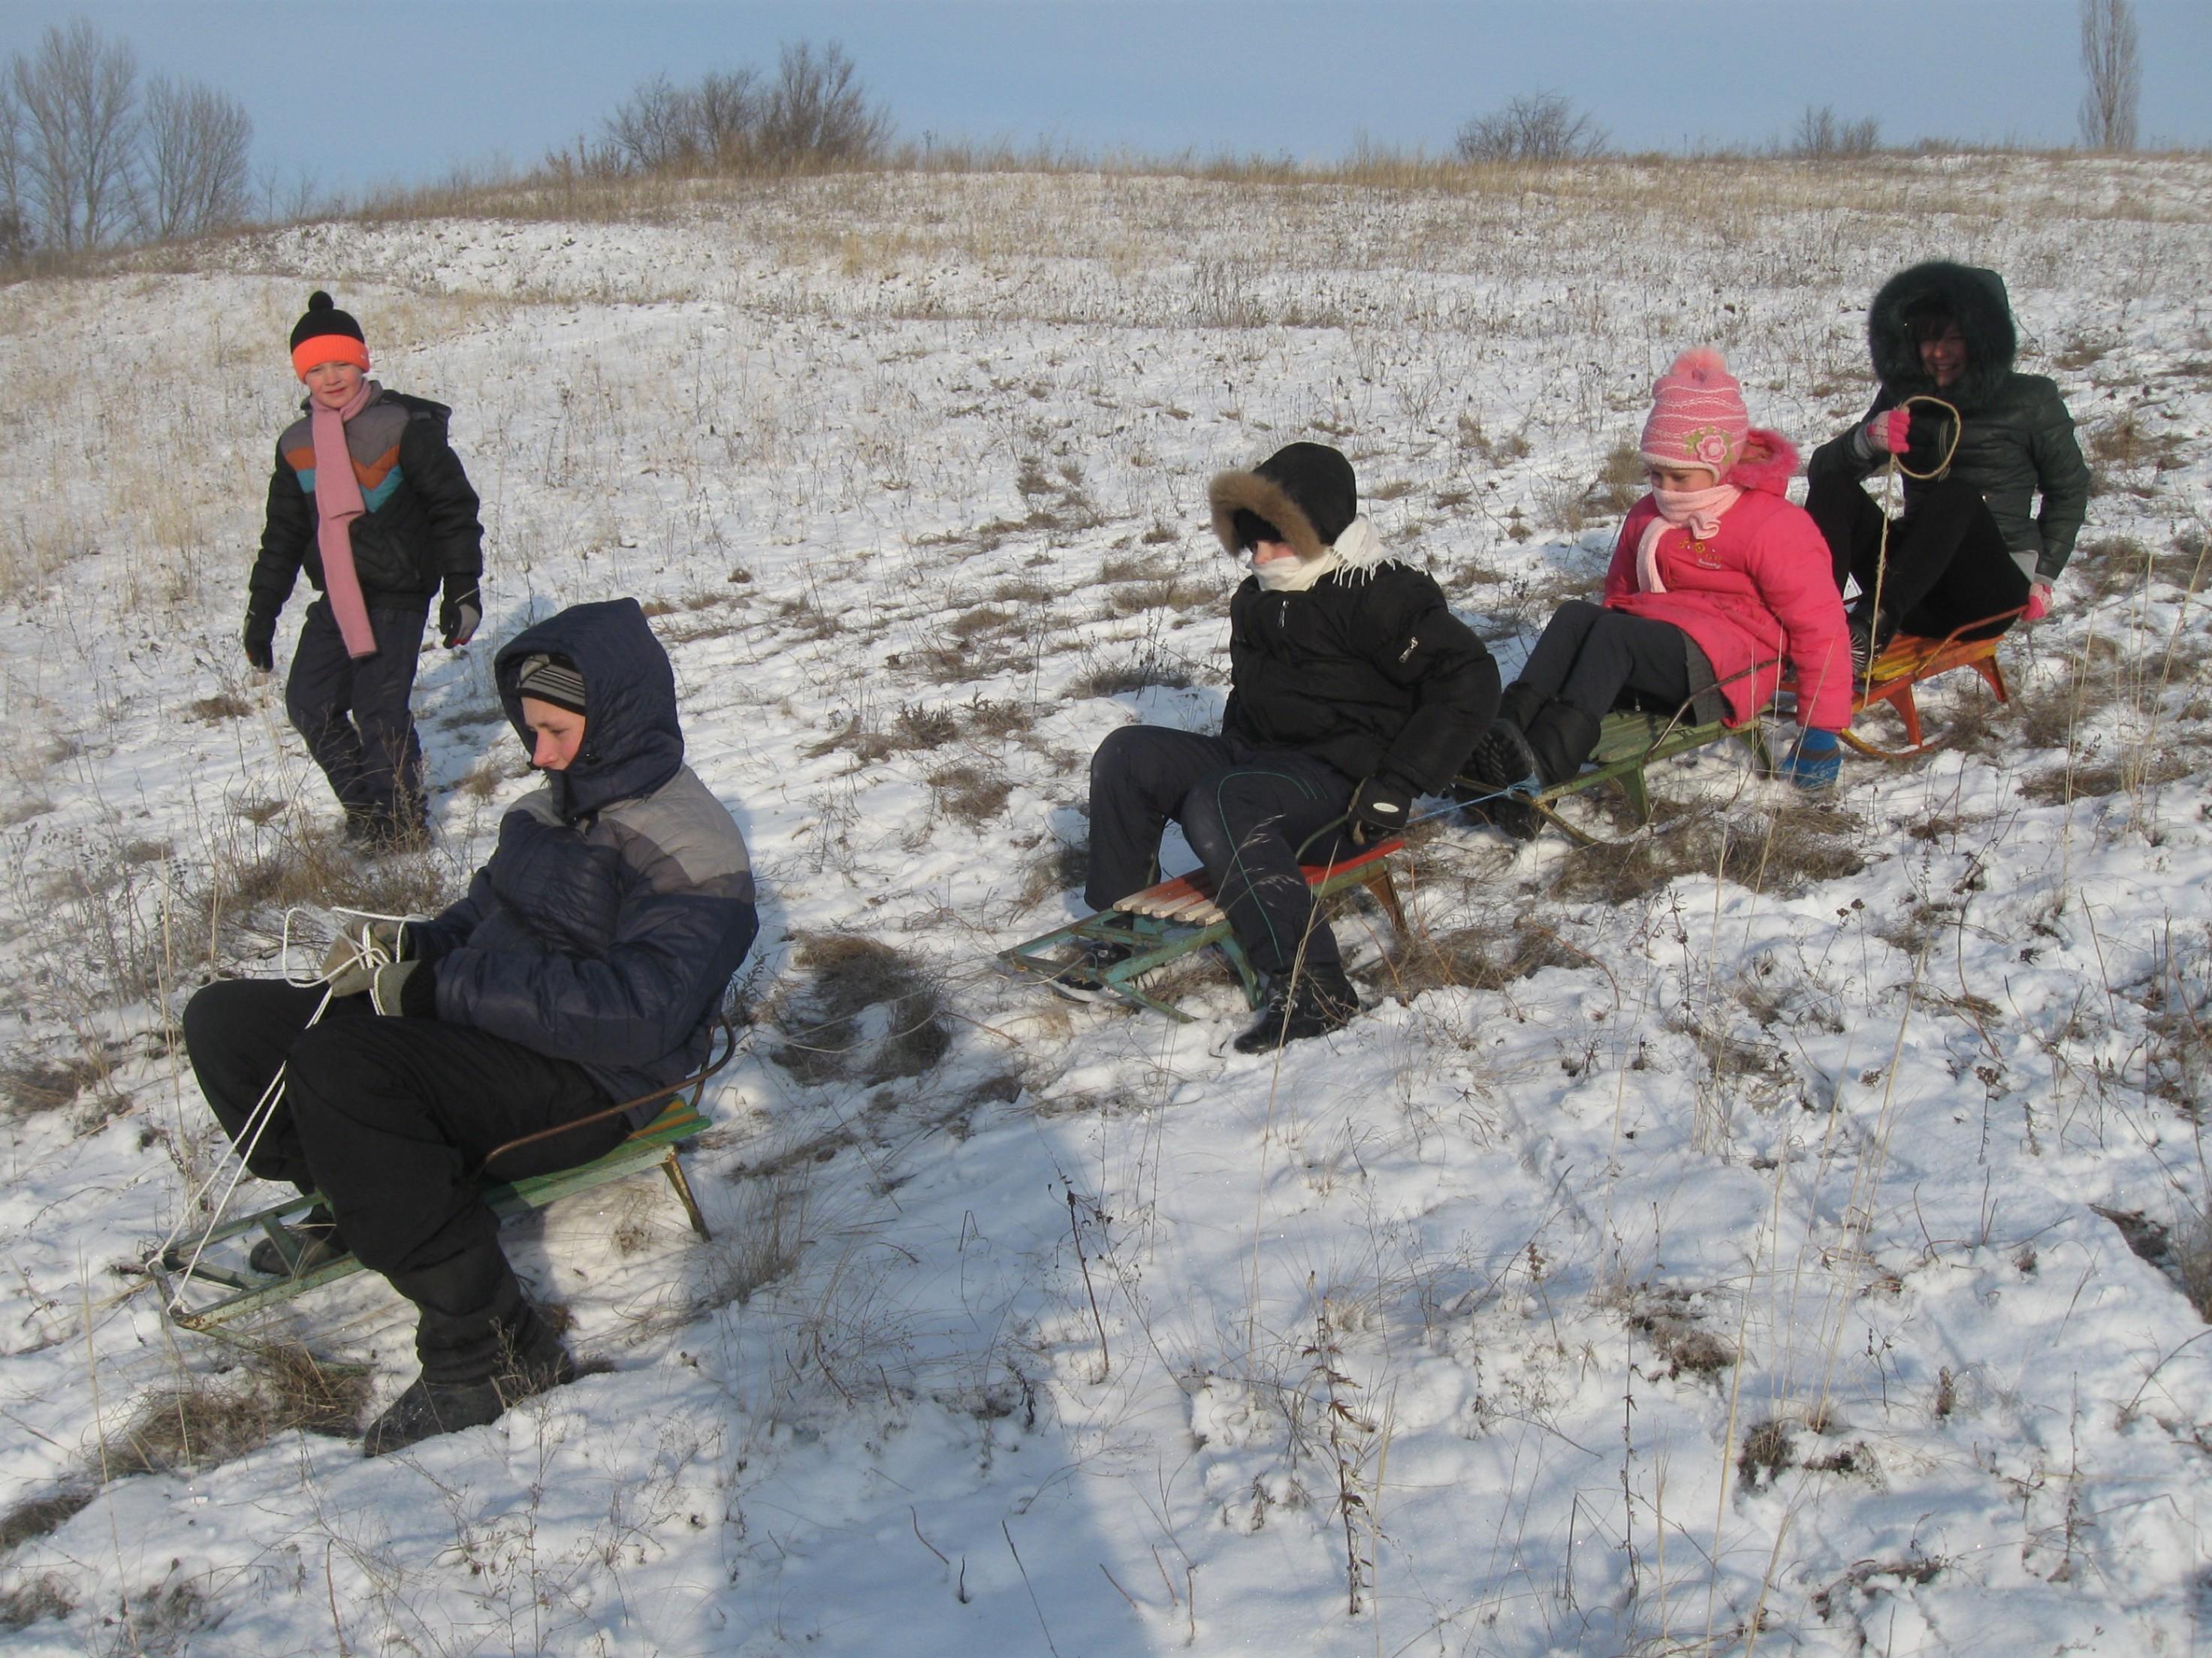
[1209,441,1359,561]
[1723,428,1799,496]
[1867,261,2017,413]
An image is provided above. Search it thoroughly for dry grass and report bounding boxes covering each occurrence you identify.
[767,933,951,1085]
[1383,917,1584,999]
[1544,801,1863,906]
[108,1343,367,1478]
[928,761,1012,824]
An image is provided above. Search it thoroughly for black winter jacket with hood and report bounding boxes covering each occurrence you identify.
[407,599,757,1117]
[1807,261,2090,581]
[250,387,484,619]
[1208,445,1500,794]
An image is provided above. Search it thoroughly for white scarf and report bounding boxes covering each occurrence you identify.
[1634,483,1740,594]
[1251,515,1388,592]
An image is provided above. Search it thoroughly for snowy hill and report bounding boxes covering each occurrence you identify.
[0,156,2208,1655]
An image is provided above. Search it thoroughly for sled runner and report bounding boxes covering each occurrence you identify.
[1001,838,1408,1021]
[151,1027,733,1332]
[1456,704,1773,846]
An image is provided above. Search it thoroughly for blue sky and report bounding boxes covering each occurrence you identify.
[11,2,2208,197]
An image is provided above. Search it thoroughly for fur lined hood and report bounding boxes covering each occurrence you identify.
[1209,452,1401,579]
[1724,429,1799,496]
[1867,261,2017,413]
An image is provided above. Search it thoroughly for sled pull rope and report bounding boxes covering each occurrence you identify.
[155,906,415,1307]
[1863,393,1963,701]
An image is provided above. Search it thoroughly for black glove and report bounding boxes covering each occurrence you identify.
[1347,774,1415,842]
[243,607,278,673]
[439,575,481,649]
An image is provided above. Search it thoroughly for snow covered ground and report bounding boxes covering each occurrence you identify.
[0,155,2208,1655]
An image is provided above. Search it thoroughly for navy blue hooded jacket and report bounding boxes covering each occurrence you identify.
[410,598,756,1114]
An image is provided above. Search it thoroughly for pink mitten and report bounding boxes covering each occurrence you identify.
[2024,581,2051,621]
[1865,408,1912,454]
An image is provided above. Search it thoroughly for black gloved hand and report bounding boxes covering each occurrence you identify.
[439,575,481,649]
[243,608,278,673]
[1347,774,1415,842]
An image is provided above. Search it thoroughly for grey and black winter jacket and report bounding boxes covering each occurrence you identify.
[407,598,757,1117]
[250,387,484,619]
[1807,261,2090,581]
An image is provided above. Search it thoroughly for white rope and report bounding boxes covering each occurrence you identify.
[157,904,420,1310]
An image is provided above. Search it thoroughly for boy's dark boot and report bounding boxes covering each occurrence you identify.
[1524,705,1604,788]
[1465,682,1546,790]
[363,1247,575,1458]
[1233,960,1359,1054]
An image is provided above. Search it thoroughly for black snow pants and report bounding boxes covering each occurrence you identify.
[285,596,433,834]
[182,979,629,1281]
[1085,726,1356,976]
[1806,472,2029,641]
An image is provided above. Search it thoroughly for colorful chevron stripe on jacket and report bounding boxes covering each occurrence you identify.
[278,397,410,511]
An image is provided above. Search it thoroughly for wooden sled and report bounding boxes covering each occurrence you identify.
[1787,607,2023,761]
[152,1026,735,1332]
[1001,837,1407,1021]
[1455,705,1773,846]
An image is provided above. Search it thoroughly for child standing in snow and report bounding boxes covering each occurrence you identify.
[1463,349,1852,836]
[244,291,485,851]
[1080,442,1499,1051]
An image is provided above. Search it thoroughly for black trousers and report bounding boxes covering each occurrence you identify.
[285,597,431,831]
[182,979,628,1280]
[1516,600,1697,722]
[1085,727,1355,976]
[1806,472,2028,640]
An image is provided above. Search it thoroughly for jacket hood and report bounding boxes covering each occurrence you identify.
[1209,442,1358,562]
[1867,261,2017,412]
[496,597,684,819]
[1723,428,1799,496]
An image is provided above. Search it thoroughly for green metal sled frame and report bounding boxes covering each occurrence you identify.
[152,1029,734,1332]
[1458,705,1774,844]
[1000,838,1408,1022]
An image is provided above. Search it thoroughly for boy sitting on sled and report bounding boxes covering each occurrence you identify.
[1078,442,1498,1051]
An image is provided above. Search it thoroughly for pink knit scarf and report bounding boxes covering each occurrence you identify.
[1634,482,1740,595]
[311,379,380,658]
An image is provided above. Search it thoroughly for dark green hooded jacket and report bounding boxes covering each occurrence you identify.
[1807,261,2090,581]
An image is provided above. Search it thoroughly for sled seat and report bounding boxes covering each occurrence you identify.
[154,1096,714,1332]
[1000,838,1406,1021]
[1796,609,2021,761]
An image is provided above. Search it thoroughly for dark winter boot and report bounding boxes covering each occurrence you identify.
[1233,960,1359,1054]
[247,1204,349,1277]
[1524,706,1604,788]
[1845,600,1894,678]
[362,1247,576,1458]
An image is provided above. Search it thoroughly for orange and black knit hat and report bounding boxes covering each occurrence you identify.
[288,291,370,378]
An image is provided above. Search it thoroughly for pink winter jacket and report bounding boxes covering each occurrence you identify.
[1602,430,1853,733]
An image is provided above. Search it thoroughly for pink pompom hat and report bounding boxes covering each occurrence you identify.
[1639,347,1749,477]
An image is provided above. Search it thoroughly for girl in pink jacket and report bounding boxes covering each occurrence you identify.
[1465,349,1853,838]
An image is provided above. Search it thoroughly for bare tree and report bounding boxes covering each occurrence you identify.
[2078,0,2141,151]
[757,42,889,168]
[696,68,762,165]
[603,72,703,173]
[138,77,251,240]
[1790,104,1882,161]
[1453,91,1608,164]
[9,20,140,250]
[0,77,26,260]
